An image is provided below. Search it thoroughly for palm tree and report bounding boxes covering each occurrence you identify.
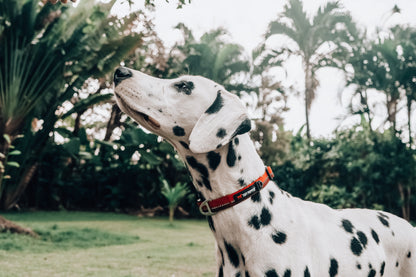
[265,0,356,140]
[172,24,251,92]
[161,180,189,225]
[346,26,416,140]
[390,26,416,144]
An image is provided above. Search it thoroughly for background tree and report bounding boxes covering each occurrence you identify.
[265,0,356,140]
[161,180,189,225]
[248,43,291,165]
[345,25,416,142]
[171,24,251,92]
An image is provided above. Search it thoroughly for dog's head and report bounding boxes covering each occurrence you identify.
[113,67,251,154]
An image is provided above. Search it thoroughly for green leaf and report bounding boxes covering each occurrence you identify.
[63,138,81,156]
[8,150,21,156]
[60,93,113,119]
[6,161,20,168]
[3,134,11,144]
[55,128,74,139]
[138,150,162,166]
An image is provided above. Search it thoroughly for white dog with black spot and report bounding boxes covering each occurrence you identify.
[114,67,416,277]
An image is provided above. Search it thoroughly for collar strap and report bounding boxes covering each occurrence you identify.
[197,166,274,216]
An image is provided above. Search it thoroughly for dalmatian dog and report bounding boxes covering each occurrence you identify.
[113,67,416,277]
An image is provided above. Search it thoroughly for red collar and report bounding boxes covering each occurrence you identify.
[197,166,274,216]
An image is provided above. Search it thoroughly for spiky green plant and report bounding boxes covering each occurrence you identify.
[0,0,142,209]
[161,180,189,225]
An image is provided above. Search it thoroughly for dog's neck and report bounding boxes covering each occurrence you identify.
[175,134,265,201]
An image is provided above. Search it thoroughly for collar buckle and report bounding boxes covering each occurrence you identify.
[199,200,216,216]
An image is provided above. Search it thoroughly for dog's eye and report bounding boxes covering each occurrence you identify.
[173,81,194,95]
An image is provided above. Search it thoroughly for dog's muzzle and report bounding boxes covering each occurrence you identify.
[114,67,133,86]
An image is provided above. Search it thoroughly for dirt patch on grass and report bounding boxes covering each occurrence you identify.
[0,215,38,237]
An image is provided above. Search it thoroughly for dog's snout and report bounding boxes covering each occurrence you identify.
[114,67,133,86]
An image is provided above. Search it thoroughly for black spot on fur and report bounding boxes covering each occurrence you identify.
[408,251,412,258]
[380,261,385,276]
[248,215,261,230]
[378,212,389,219]
[371,229,380,244]
[271,230,287,244]
[179,141,189,149]
[304,266,310,277]
[396,261,399,267]
[329,258,338,277]
[251,192,261,203]
[351,237,363,256]
[368,269,376,277]
[245,271,250,277]
[357,263,362,270]
[269,191,275,205]
[216,128,227,138]
[206,91,224,114]
[218,266,223,277]
[260,207,272,226]
[341,219,354,233]
[207,151,221,171]
[224,240,239,268]
[241,254,246,266]
[174,80,194,95]
[377,212,390,227]
[357,231,368,248]
[207,216,215,232]
[216,144,222,149]
[235,273,241,277]
[378,215,389,227]
[265,269,278,277]
[234,137,239,145]
[232,118,251,137]
[186,156,212,191]
[238,178,245,187]
[201,178,212,191]
[173,126,185,136]
[227,142,237,167]
[283,269,291,277]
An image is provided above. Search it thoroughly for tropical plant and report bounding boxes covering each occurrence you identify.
[171,24,251,92]
[265,0,356,140]
[345,25,416,142]
[161,180,189,224]
[248,43,291,165]
[0,0,142,209]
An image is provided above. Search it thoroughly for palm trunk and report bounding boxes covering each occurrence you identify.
[304,62,312,142]
[168,206,175,225]
[397,183,410,221]
[2,162,38,210]
[407,97,412,145]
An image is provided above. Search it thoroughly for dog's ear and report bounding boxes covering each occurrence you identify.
[189,91,251,153]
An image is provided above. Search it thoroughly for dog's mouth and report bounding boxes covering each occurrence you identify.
[136,111,161,129]
[115,96,161,130]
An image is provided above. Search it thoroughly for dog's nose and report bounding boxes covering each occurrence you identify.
[114,67,132,86]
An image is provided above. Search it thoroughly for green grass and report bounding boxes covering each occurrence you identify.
[0,211,216,277]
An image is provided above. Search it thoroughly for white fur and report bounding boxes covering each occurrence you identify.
[114,68,416,277]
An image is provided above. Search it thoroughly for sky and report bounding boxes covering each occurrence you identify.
[112,0,416,137]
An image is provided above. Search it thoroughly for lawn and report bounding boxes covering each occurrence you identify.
[0,211,216,277]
